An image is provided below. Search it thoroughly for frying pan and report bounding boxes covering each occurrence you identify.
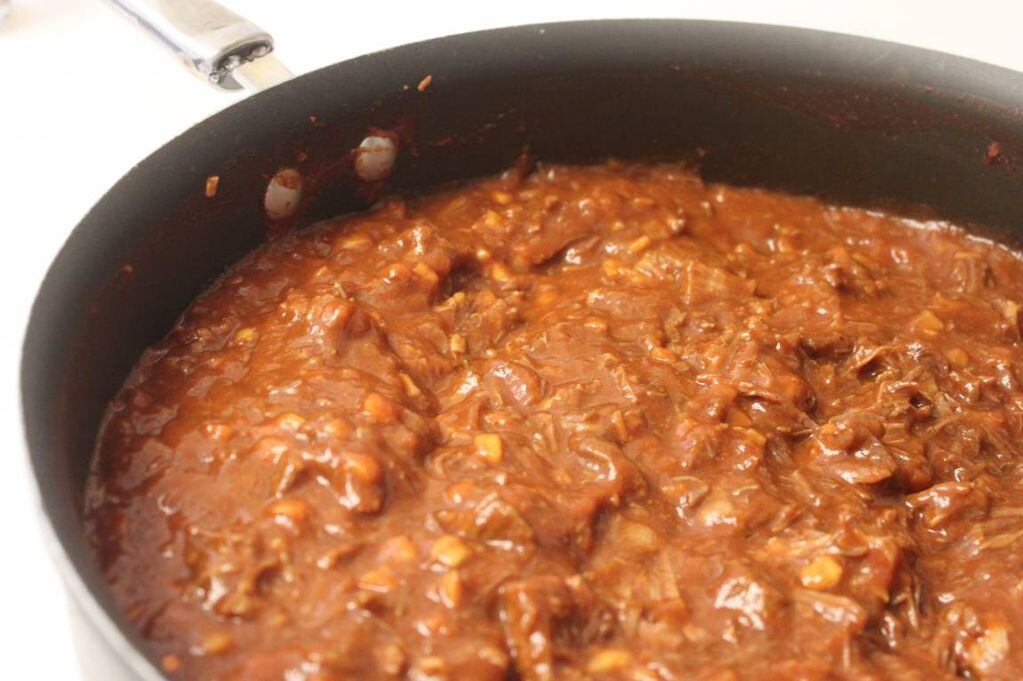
[21,2,1023,679]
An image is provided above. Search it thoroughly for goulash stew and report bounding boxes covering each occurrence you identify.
[87,163,1023,680]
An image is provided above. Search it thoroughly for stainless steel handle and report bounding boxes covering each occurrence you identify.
[109,0,293,92]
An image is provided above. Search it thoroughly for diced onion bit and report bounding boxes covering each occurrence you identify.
[363,392,400,423]
[478,645,509,669]
[202,422,233,441]
[358,566,398,593]
[444,481,476,504]
[204,175,219,198]
[275,412,306,430]
[345,453,383,483]
[945,347,970,370]
[430,534,471,568]
[587,649,633,673]
[480,209,503,228]
[650,346,678,363]
[201,631,234,655]
[912,309,945,335]
[800,554,844,590]
[266,498,309,525]
[381,535,418,564]
[399,372,422,397]
[378,644,406,675]
[414,657,446,676]
[449,333,467,355]
[628,235,653,254]
[534,289,559,307]
[438,570,463,607]
[618,520,660,553]
[161,654,182,673]
[355,135,397,182]
[488,261,514,282]
[413,261,440,286]
[474,433,504,463]
[264,168,303,220]
[970,621,1011,671]
[602,258,622,277]
[337,233,374,251]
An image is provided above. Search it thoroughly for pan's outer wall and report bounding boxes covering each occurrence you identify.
[21,19,1023,680]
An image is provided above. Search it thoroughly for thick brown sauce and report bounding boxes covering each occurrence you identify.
[87,163,1023,680]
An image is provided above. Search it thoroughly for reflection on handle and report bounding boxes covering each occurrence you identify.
[109,0,293,92]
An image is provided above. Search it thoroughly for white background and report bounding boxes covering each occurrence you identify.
[2,1,1022,678]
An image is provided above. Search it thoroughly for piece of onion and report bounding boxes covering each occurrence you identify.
[355,135,397,182]
[264,168,303,219]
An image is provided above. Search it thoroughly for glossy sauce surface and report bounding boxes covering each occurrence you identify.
[88,164,1023,680]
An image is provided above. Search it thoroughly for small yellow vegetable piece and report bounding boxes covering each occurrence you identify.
[912,309,945,335]
[587,649,633,673]
[345,453,383,483]
[399,372,422,397]
[489,261,514,282]
[800,554,844,590]
[275,412,306,430]
[363,392,399,423]
[201,631,234,655]
[649,347,678,363]
[161,654,182,673]
[628,235,652,254]
[380,534,417,565]
[358,566,398,593]
[413,261,439,285]
[430,534,471,568]
[474,433,504,463]
[602,258,622,277]
[266,498,309,525]
[449,333,467,355]
[438,570,463,608]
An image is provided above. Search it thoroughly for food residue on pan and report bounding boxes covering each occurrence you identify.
[987,141,1003,164]
[204,175,219,198]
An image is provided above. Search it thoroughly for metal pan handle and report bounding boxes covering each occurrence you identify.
[109,0,293,92]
